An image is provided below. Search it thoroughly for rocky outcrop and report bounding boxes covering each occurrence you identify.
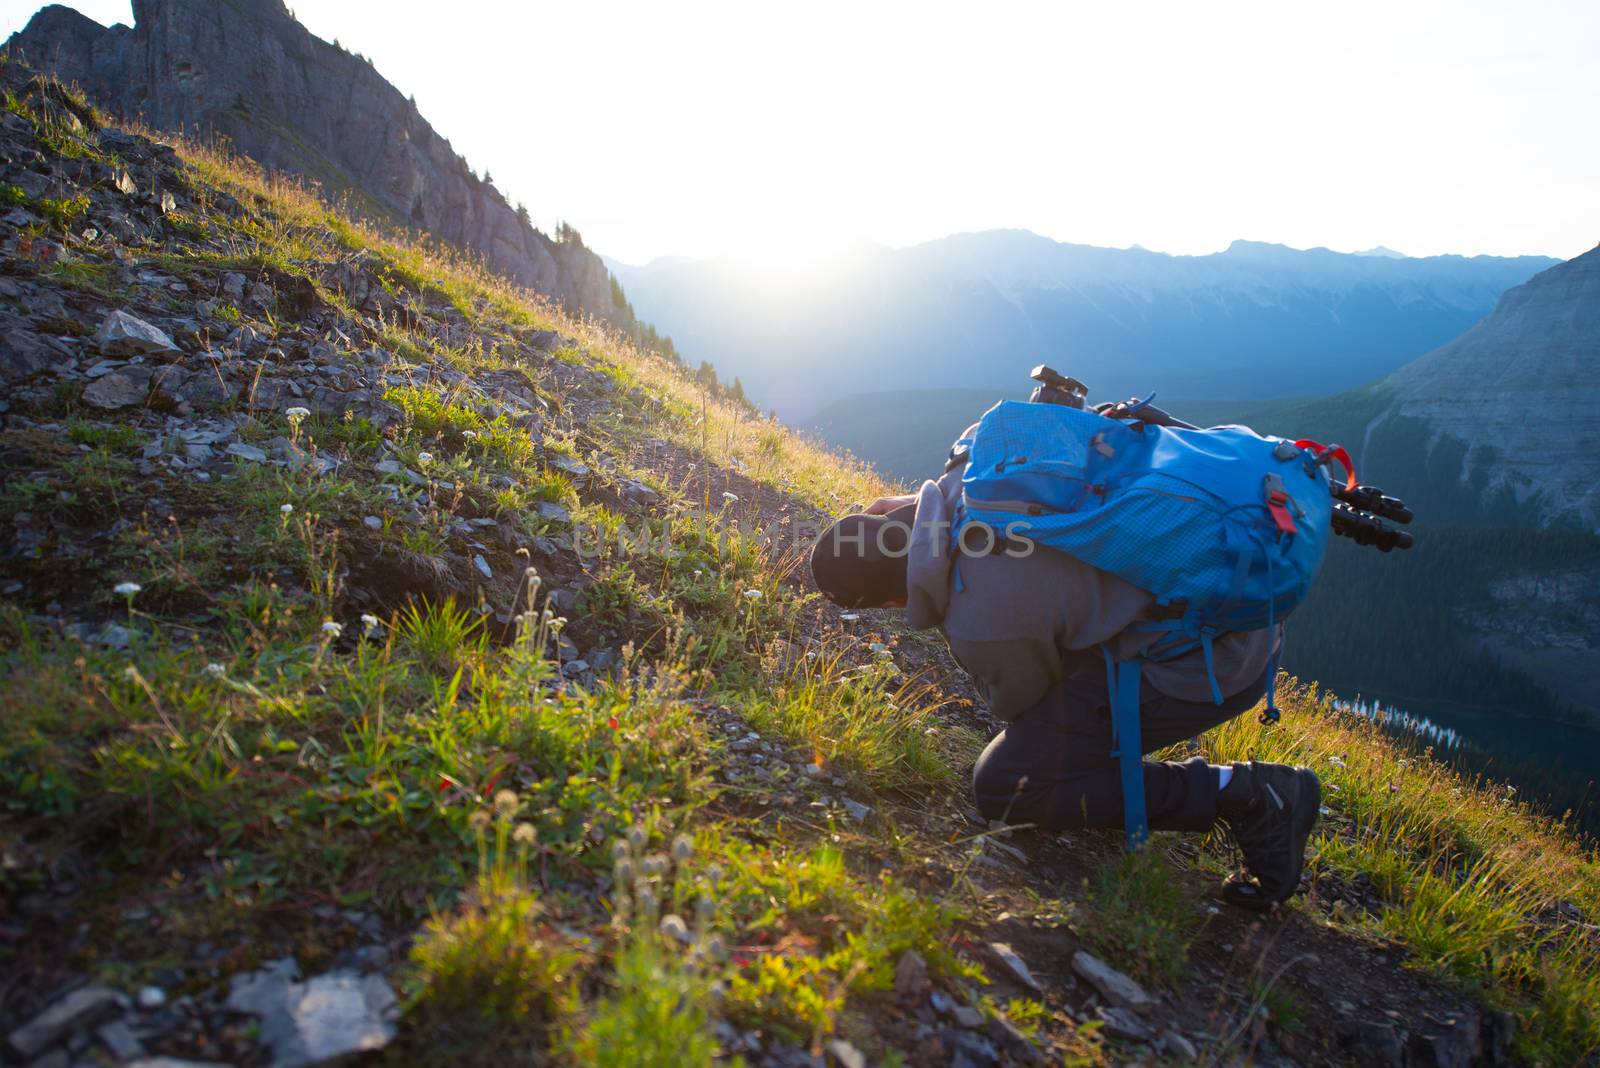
[1378,246,1600,530]
[6,0,627,323]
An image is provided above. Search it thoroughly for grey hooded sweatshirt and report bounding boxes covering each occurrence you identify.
[904,464,1277,721]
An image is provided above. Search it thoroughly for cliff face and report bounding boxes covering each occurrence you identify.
[7,0,623,322]
[1379,246,1600,530]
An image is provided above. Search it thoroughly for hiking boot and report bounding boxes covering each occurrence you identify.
[1215,761,1321,910]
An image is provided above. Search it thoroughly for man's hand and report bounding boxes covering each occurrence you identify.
[863,493,916,516]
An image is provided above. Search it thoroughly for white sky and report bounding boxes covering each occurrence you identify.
[3,0,1596,264]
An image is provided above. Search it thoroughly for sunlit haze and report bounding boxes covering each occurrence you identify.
[3,0,1596,264]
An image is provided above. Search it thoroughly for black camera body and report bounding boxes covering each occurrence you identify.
[1029,365,1089,408]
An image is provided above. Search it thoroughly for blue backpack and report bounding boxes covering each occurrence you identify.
[953,398,1343,847]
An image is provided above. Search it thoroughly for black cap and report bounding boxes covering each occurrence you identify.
[808,503,914,608]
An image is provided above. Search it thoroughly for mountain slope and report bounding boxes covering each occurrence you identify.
[1379,247,1600,529]
[6,0,632,327]
[610,232,1559,420]
[0,56,1596,1068]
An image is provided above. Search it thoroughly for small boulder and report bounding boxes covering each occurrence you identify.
[619,479,660,506]
[951,1005,984,1029]
[96,1018,145,1061]
[987,942,1043,992]
[5,985,127,1061]
[81,366,153,410]
[550,454,591,478]
[227,960,397,1068]
[1071,949,1156,1012]
[984,1013,1048,1065]
[0,327,60,382]
[1098,1006,1154,1043]
[172,368,240,410]
[893,950,927,998]
[826,1038,866,1068]
[1158,1029,1199,1060]
[95,310,179,357]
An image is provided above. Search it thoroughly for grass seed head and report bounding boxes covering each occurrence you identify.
[659,913,690,943]
[670,834,694,863]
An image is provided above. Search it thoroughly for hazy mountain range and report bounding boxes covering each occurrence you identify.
[608,232,1558,420]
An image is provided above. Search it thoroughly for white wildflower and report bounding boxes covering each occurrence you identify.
[284,406,311,423]
[1328,755,1346,768]
[417,451,434,464]
[203,662,226,679]
[360,613,380,633]
[742,589,762,600]
[320,620,343,637]
[114,581,142,597]
[462,429,478,440]
[721,491,738,502]
[839,612,861,622]
[279,503,293,515]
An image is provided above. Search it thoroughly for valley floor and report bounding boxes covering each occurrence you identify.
[1,62,1597,1067]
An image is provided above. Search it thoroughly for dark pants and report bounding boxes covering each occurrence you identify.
[972,664,1270,832]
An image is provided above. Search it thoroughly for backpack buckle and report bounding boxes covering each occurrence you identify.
[1263,473,1298,535]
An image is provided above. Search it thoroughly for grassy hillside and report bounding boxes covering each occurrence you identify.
[1,67,1598,1066]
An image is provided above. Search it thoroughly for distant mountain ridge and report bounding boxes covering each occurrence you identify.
[7,0,635,326]
[610,231,1559,420]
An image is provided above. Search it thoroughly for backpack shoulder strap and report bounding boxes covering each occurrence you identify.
[1102,647,1149,849]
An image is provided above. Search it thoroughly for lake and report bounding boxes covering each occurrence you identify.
[1341,694,1600,835]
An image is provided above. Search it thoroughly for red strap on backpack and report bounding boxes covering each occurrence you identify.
[1294,439,1358,491]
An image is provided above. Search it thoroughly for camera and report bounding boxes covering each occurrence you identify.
[1029,365,1089,408]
